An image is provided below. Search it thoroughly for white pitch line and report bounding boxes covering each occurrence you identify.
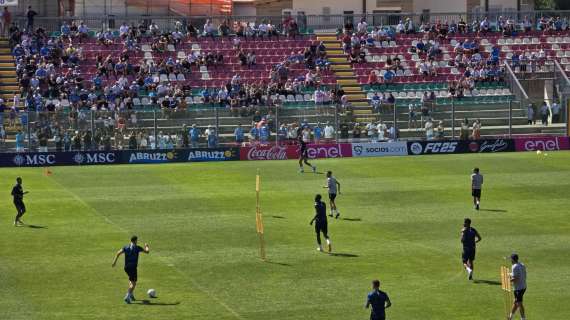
[49,176,244,319]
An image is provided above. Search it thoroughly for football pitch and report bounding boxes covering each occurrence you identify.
[1,152,569,320]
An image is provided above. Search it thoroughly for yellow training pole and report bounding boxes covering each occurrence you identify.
[255,169,266,260]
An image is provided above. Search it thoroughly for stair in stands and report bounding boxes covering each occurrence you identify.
[0,38,18,106]
[316,32,374,123]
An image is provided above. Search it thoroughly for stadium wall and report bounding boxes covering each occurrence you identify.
[1,137,568,167]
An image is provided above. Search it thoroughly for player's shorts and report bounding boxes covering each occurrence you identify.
[14,201,26,214]
[328,193,337,201]
[370,312,386,320]
[315,222,328,235]
[462,247,476,263]
[514,288,526,302]
[300,149,308,159]
[124,266,138,282]
[471,188,482,198]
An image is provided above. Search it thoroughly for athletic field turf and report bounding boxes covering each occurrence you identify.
[1,152,569,320]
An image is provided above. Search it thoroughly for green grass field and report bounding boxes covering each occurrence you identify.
[1,152,570,320]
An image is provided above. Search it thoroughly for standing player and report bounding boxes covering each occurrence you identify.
[112,236,150,304]
[508,253,527,320]
[461,218,482,280]
[309,194,331,252]
[471,167,483,210]
[12,177,28,226]
[324,171,341,218]
[365,279,392,320]
[298,135,316,173]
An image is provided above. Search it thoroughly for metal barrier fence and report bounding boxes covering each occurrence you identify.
[10,10,570,33]
[1,100,560,153]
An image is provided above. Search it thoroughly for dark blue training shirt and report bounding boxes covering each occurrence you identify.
[123,244,144,268]
[367,289,389,317]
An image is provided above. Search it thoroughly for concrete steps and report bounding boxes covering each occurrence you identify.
[0,38,19,108]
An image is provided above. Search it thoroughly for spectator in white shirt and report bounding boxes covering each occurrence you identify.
[551,101,561,123]
[357,19,368,35]
[119,23,129,37]
[324,123,335,142]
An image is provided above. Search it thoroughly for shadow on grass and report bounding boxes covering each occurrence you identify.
[479,209,508,213]
[264,260,292,267]
[26,224,48,229]
[473,279,501,286]
[135,300,181,306]
[341,218,362,222]
[271,215,286,219]
[328,252,359,258]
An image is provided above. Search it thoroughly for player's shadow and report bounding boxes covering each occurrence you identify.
[479,209,507,213]
[135,300,180,306]
[27,224,48,229]
[328,252,359,258]
[271,215,286,219]
[264,260,292,267]
[473,279,501,286]
[341,218,362,222]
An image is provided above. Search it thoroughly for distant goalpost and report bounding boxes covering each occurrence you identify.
[255,169,266,260]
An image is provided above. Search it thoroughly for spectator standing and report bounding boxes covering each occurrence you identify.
[460,118,470,140]
[540,102,550,126]
[551,101,560,123]
[189,124,201,148]
[526,103,534,125]
[471,119,481,140]
[324,122,335,142]
[206,125,218,148]
[26,6,37,30]
[2,7,10,37]
[234,124,244,145]
[425,118,434,140]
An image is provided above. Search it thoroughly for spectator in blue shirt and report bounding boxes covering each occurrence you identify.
[201,88,211,103]
[189,124,201,148]
[249,125,259,143]
[15,130,25,152]
[313,123,322,143]
[206,126,218,148]
[234,124,244,145]
[365,280,391,320]
[259,123,269,143]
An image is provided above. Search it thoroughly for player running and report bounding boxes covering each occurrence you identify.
[471,167,483,210]
[309,194,331,252]
[461,218,482,280]
[324,171,341,218]
[508,253,527,320]
[12,177,28,226]
[365,279,392,320]
[298,135,316,173]
[112,236,150,304]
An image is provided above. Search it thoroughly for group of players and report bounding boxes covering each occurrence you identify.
[9,162,527,319]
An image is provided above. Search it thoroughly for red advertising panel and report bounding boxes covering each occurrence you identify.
[241,144,353,161]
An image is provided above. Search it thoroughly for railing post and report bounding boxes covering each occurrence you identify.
[451,100,456,140]
[334,104,339,142]
[90,110,95,140]
[275,104,279,145]
[392,103,397,139]
[215,106,220,141]
[508,100,513,138]
[27,111,31,151]
[153,110,158,150]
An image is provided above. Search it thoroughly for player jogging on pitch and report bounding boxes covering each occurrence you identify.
[298,135,316,173]
[310,194,331,252]
[112,236,150,304]
[471,167,483,210]
[324,171,341,218]
[12,177,28,226]
[508,253,527,320]
[365,279,392,320]
[461,218,481,280]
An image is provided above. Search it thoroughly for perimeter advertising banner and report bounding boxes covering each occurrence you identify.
[240,144,353,161]
[407,139,516,155]
[514,136,570,151]
[0,148,239,167]
[351,142,408,157]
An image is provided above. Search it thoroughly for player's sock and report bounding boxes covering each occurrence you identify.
[124,293,131,304]
[326,239,332,252]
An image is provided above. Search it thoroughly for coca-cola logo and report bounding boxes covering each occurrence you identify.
[246,146,287,160]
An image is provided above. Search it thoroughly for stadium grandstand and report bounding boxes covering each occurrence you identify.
[0,1,569,152]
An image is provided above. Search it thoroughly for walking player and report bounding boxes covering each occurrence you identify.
[461,218,482,280]
[365,279,392,320]
[309,194,331,252]
[324,171,341,218]
[112,236,150,304]
[471,167,484,210]
[298,135,316,173]
[12,177,28,226]
[508,253,527,320]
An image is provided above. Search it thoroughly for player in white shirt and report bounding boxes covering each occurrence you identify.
[324,171,341,218]
[471,167,484,210]
[508,253,527,320]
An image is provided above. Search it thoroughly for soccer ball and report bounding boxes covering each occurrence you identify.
[536,150,542,155]
[147,289,157,298]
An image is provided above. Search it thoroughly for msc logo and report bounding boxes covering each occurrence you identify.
[13,154,56,166]
[73,153,116,164]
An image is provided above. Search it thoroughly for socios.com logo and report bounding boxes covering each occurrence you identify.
[353,145,363,155]
[410,142,423,155]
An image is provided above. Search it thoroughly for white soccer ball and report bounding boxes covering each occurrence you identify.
[536,150,542,155]
[147,289,157,298]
